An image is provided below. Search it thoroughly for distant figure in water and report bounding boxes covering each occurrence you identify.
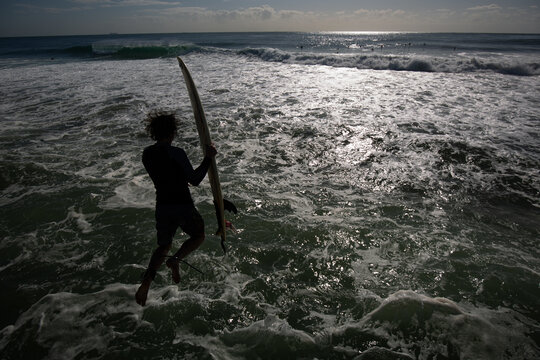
[135,112,217,306]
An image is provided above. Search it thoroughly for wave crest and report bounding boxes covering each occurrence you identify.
[237,47,540,76]
[9,40,538,75]
[91,42,203,59]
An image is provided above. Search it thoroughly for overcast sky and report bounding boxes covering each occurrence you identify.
[1,0,539,37]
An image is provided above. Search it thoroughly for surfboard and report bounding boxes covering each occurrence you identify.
[177,57,235,253]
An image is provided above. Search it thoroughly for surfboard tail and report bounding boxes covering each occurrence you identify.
[216,222,236,254]
[214,198,237,254]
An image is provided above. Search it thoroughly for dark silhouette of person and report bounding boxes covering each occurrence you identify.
[135,112,216,306]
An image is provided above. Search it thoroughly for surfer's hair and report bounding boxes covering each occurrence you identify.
[145,111,178,141]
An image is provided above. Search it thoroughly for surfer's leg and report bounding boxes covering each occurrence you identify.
[166,232,204,284]
[135,279,151,306]
[167,206,205,281]
[170,231,205,261]
[151,203,184,284]
[136,242,172,306]
[166,257,181,284]
[136,205,177,306]
[148,242,172,272]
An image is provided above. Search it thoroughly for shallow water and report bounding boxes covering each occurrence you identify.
[1,33,539,359]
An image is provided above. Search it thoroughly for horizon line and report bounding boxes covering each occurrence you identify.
[3,30,540,39]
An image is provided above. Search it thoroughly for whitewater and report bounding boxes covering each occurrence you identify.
[0,32,539,359]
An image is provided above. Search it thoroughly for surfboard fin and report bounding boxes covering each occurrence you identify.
[223,198,237,214]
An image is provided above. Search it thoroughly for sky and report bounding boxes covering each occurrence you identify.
[1,0,539,37]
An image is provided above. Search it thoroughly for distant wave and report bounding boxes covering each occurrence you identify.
[4,41,538,75]
[58,45,94,56]
[90,43,204,59]
[236,47,540,76]
[2,42,204,60]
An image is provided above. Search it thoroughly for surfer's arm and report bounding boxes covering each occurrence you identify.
[171,146,214,186]
[189,157,211,186]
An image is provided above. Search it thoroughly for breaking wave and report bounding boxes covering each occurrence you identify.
[1,288,536,360]
[90,42,205,59]
[2,42,205,60]
[5,41,538,75]
[236,47,540,76]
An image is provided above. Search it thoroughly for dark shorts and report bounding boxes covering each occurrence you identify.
[155,203,204,246]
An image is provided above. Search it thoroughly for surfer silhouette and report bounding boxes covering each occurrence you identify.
[136,112,216,306]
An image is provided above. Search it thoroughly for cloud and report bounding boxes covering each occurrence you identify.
[136,4,537,33]
[351,8,407,17]
[71,0,182,6]
[5,3,540,36]
[136,6,433,32]
[467,4,502,11]
[13,0,181,14]
[14,3,90,14]
[279,10,306,19]
[145,5,298,23]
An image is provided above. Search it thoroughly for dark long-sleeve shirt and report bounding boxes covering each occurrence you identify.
[142,142,211,205]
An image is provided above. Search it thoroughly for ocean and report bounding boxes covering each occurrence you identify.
[0,32,539,359]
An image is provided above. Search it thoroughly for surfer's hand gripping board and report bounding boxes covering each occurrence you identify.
[177,56,237,254]
[205,144,217,158]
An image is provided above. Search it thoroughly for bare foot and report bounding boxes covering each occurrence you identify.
[135,279,151,306]
[166,257,181,284]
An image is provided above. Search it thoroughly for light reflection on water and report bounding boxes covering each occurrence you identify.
[0,52,539,359]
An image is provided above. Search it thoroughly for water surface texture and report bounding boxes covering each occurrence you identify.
[1,32,539,359]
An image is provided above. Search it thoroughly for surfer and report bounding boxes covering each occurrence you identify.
[135,112,217,306]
